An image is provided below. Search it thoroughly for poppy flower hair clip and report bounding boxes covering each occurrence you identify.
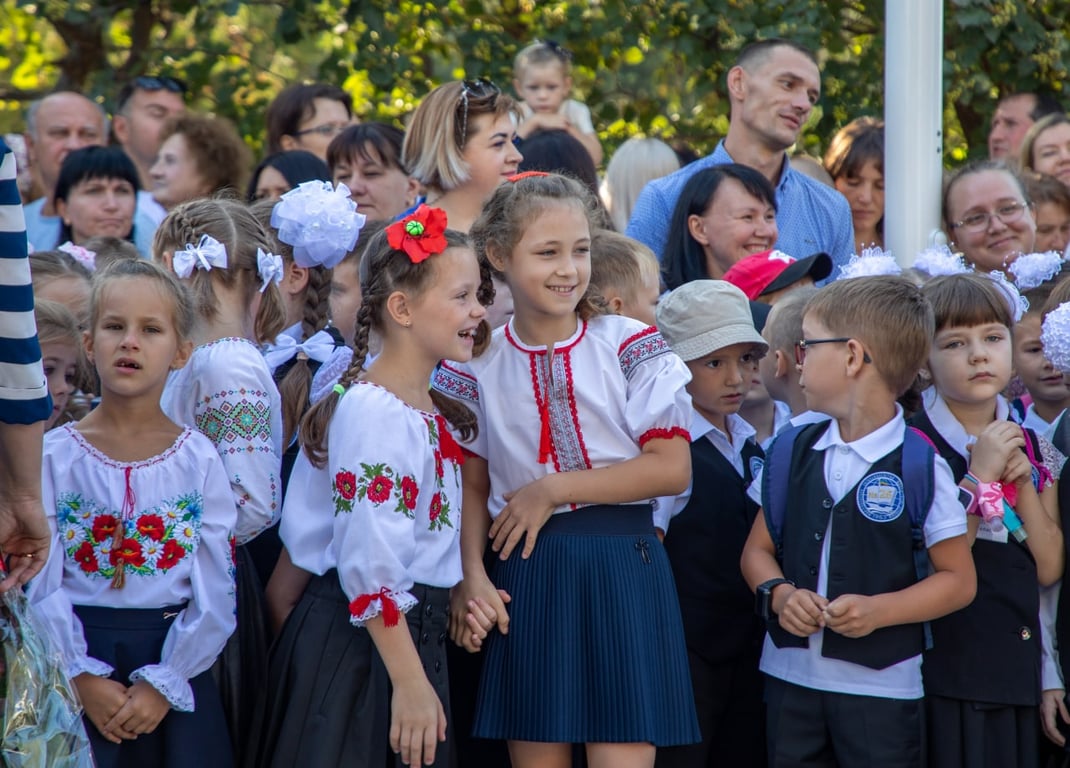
[386,205,449,264]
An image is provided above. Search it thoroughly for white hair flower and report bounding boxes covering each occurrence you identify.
[271,181,367,269]
[912,244,970,277]
[836,245,901,280]
[1042,302,1070,372]
[1007,250,1064,292]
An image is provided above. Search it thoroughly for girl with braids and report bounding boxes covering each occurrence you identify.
[432,173,700,767]
[29,259,236,767]
[153,198,286,757]
[244,205,487,768]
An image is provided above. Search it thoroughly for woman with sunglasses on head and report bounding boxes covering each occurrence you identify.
[943,161,1037,273]
[402,79,523,233]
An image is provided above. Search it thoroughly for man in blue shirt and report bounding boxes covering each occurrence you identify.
[627,39,855,277]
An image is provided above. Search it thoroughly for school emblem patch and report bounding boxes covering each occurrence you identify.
[856,472,904,523]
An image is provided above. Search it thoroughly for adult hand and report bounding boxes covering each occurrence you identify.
[0,496,49,591]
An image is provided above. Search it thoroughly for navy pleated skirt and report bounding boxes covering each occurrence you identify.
[473,504,700,746]
[243,571,452,768]
[74,604,233,768]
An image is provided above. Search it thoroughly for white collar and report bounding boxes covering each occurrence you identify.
[924,391,1010,459]
[690,410,756,450]
[811,404,906,463]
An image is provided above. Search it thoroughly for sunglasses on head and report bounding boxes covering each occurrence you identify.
[118,76,187,112]
[459,78,501,146]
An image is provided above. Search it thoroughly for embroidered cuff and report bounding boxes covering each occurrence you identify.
[69,656,114,681]
[129,664,195,712]
[638,426,691,447]
[348,587,418,628]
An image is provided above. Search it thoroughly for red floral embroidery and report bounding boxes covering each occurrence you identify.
[367,475,393,504]
[136,514,165,541]
[335,471,357,500]
[110,538,146,569]
[434,450,444,479]
[91,514,118,544]
[430,493,442,522]
[400,476,419,511]
[157,539,186,571]
[74,542,98,573]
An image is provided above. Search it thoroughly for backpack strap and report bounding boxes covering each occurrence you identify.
[904,426,937,650]
[762,421,828,562]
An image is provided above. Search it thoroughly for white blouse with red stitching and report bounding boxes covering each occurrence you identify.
[432,314,693,519]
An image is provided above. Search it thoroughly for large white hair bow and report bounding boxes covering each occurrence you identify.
[173,234,228,278]
[262,329,337,371]
[271,181,367,269]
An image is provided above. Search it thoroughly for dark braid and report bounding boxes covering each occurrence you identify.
[299,286,378,467]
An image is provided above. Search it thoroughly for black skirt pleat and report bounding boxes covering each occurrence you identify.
[215,543,268,761]
[74,604,233,768]
[473,504,700,746]
[244,571,452,768]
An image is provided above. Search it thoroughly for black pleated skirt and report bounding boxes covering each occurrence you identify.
[926,694,1038,768]
[215,543,268,761]
[243,571,452,768]
[74,604,233,768]
[473,504,700,746]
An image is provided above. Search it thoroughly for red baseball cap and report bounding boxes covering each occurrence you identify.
[722,249,832,300]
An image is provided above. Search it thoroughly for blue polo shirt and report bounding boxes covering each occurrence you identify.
[625,141,855,278]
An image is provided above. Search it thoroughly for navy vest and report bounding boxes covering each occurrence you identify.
[909,408,1041,705]
[663,435,764,664]
[767,427,924,670]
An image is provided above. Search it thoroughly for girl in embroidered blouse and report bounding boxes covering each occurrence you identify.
[244,205,487,767]
[432,173,700,768]
[29,259,237,767]
[153,197,286,754]
[907,272,1063,768]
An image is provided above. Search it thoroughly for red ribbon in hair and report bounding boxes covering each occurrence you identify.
[507,171,551,182]
[349,587,401,627]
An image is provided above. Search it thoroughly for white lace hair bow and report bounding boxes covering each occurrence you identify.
[262,329,337,371]
[1007,250,1065,292]
[987,270,1029,323]
[309,345,357,405]
[912,244,970,277]
[173,234,228,278]
[1042,302,1070,372]
[836,245,901,280]
[271,180,367,269]
[256,248,285,293]
[58,241,96,272]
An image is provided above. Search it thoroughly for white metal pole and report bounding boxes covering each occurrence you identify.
[885,0,946,265]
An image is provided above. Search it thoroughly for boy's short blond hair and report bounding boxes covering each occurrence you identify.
[804,276,934,396]
[513,41,573,81]
[590,229,658,302]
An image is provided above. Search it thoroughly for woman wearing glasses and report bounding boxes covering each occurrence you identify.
[402,79,523,232]
[943,162,1037,273]
[265,83,353,162]
[149,113,252,212]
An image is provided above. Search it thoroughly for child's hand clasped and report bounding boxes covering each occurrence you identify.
[968,421,1025,481]
[489,477,558,560]
[823,594,882,638]
[74,673,136,744]
[102,680,171,738]
[777,587,828,637]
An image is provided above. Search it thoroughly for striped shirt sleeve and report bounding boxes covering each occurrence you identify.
[0,138,50,424]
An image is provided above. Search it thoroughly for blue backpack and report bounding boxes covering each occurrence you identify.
[761,421,937,648]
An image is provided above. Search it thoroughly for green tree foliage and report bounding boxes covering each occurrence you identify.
[0,0,1067,164]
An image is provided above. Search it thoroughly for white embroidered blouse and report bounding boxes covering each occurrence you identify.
[161,337,283,544]
[29,425,237,712]
[316,381,463,626]
[432,314,693,518]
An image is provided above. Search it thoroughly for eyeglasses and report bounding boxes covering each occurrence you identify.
[294,122,348,138]
[949,201,1031,233]
[459,78,501,146]
[794,337,872,366]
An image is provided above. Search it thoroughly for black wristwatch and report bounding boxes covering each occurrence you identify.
[755,578,795,621]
